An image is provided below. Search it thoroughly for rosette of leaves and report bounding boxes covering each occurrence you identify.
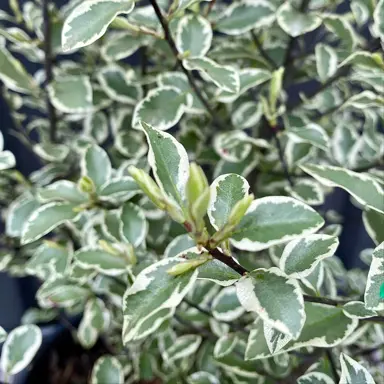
[0,0,384,383]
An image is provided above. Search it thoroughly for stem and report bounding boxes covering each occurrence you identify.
[42,0,57,143]
[207,247,247,275]
[250,30,277,69]
[325,349,340,382]
[204,0,216,17]
[140,46,148,97]
[148,0,223,129]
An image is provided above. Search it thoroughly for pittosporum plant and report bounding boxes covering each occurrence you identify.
[0,0,384,382]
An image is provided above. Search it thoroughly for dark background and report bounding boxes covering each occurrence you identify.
[0,0,375,331]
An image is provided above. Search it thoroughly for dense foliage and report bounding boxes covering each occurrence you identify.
[0,0,384,383]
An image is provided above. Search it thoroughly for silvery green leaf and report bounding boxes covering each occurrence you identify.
[208,173,249,230]
[91,356,124,384]
[62,0,135,52]
[339,353,375,384]
[339,51,384,70]
[142,122,189,208]
[315,44,338,82]
[297,372,334,384]
[342,91,384,109]
[165,334,202,363]
[263,322,292,355]
[99,177,140,201]
[101,31,145,61]
[288,124,330,151]
[342,301,377,319]
[157,72,205,114]
[78,297,110,349]
[26,242,70,280]
[0,150,16,170]
[0,326,6,343]
[215,0,275,35]
[38,180,87,204]
[331,122,358,166]
[0,325,42,375]
[231,196,324,252]
[300,164,384,214]
[6,194,39,237]
[84,112,109,144]
[285,179,325,206]
[374,0,384,41]
[277,2,322,37]
[183,57,239,94]
[301,262,325,294]
[119,202,147,248]
[0,46,36,93]
[122,257,198,343]
[236,267,305,338]
[231,102,263,130]
[37,278,90,308]
[187,371,219,384]
[75,248,128,276]
[164,234,195,258]
[279,234,339,278]
[33,143,69,162]
[175,14,212,58]
[364,242,384,311]
[132,86,192,131]
[214,334,238,359]
[82,144,112,191]
[98,66,142,104]
[324,15,358,51]
[212,286,244,322]
[115,130,147,159]
[21,202,79,245]
[48,76,93,113]
[214,152,259,179]
[176,0,212,12]
[363,209,384,245]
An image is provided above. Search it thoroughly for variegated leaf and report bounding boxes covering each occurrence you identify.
[119,202,147,248]
[339,353,375,384]
[315,44,338,82]
[342,301,377,319]
[297,372,334,384]
[91,356,124,384]
[212,286,244,322]
[285,179,325,206]
[363,209,384,245]
[38,180,88,204]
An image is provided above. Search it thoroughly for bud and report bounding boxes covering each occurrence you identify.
[128,166,166,210]
[78,175,96,195]
[165,199,186,223]
[191,187,210,231]
[228,194,254,227]
[269,67,285,113]
[186,163,209,205]
[167,255,210,276]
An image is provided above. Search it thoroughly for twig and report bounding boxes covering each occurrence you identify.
[250,30,277,69]
[207,247,247,275]
[140,46,148,97]
[204,0,216,17]
[325,349,340,382]
[148,0,223,130]
[42,0,57,143]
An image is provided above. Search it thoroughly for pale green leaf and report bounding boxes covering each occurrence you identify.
[214,334,238,359]
[297,372,334,384]
[288,124,330,151]
[91,356,124,384]
[339,51,384,70]
[315,44,338,82]
[339,353,375,384]
[165,334,202,363]
[285,179,325,206]
[164,234,195,258]
[342,301,377,319]
[101,31,145,61]
[33,143,69,163]
[38,180,88,204]
[363,209,384,245]
[374,0,384,41]
[212,286,244,322]
[99,176,140,201]
[187,371,219,384]
[120,202,147,248]
[0,150,16,170]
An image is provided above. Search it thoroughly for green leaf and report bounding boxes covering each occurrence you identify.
[99,176,140,201]
[75,248,128,276]
[62,0,135,52]
[0,325,42,375]
[6,194,39,237]
[297,372,334,384]
[33,143,69,163]
[315,44,338,82]
[101,31,145,61]
[212,286,244,322]
[0,47,36,93]
[183,57,239,94]
[288,124,330,151]
[82,112,108,141]
[120,202,147,248]
[216,0,275,35]
[364,242,384,311]
[78,298,110,349]
[0,326,6,343]
[231,196,324,252]
[175,14,212,58]
[48,76,93,113]
[300,164,384,214]
[214,334,238,359]
[165,334,202,363]
[232,102,263,130]
[342,91,384,110]
[277,2,322,37]
[164,234,195,258]
[339,51,384,70]
[339,353,375,384]
[208,173,249,232]
[279,234,339,278]
[374,0,384,41]
[132,87,192,131]
[91,356,124,384]
[363,209,384,245]
[142,122,189,208]
[0,150,16,170]
[236,267,305,338]
[187,372,219,384]
[176,0,212,12]
[38,180,88,204]
[98,66,142,104]
[342,301,377,319]
[324,15,357,51]
[21,202,79,245]
[285,179,325,206]
[81,144,112,191]
[122,257,198,343]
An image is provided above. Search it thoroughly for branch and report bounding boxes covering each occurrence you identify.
[148,0,224,130]
[250,30,277,69]
[140,46,148,97]
[325,349,340,383]
[42,0,57,143]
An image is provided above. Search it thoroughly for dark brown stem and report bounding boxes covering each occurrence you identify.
[204,0,216,16]
[361,316,384,323]
[148,0,223,130]
[325,349,340,382]
[250,30,277,69]
[302,294,347,306]
[207,247,247,275]
[140,46,148,97]
[42,0,57,143]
